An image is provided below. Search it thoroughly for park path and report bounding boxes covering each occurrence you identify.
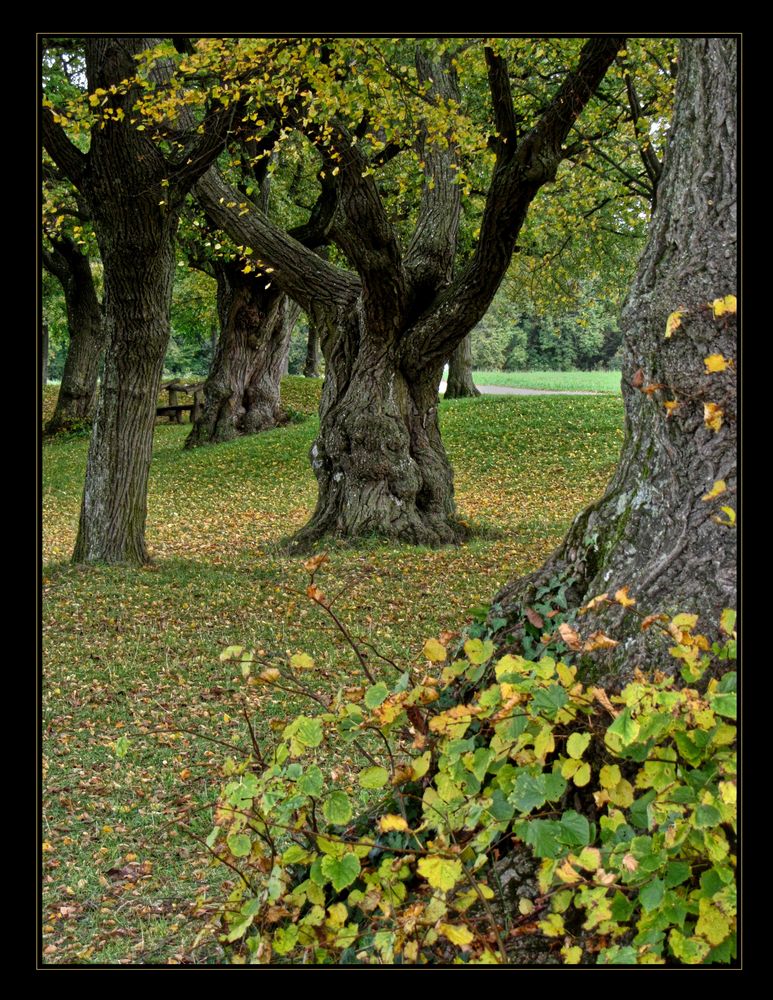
[440,382,602,396]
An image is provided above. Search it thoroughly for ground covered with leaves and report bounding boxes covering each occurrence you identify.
[41,377,624,964]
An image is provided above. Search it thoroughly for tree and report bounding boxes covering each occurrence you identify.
[194,37,624,549]
[493,37,737,682]
[41,233,104,434]
[42,37,242,564]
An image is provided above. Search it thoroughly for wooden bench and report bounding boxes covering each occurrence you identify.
[157,380,205,423]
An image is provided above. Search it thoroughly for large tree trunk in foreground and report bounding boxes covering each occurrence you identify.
[42,236,104,434]
[185,262,292,447]
[493,38,737,685]
[444,333,480,398]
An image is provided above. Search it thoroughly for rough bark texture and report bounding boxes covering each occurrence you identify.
[42,236,105,434]
[186,262,292,447]
[444,334,480,399]
[493,39,737,686]
[303,318,320,377]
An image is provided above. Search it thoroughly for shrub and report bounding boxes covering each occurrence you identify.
[195,570,736,966]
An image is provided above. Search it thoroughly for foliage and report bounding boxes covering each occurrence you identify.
[470,284,623,373]
[202,577,736,966]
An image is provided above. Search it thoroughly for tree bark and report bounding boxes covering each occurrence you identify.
[290,304,465,551]
[42,236,104,435]
[303,315,320,377]
[444,334,480,398]
[493,38,737,685]
[186,261,292,447]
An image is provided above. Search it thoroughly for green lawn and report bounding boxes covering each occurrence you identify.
[41,377,624,964]
[472,369,622,393]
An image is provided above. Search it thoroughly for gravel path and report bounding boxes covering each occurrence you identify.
[439,382,602,396]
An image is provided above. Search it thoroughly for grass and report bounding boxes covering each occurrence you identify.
[472,369,622,393]
[41,376,624,964]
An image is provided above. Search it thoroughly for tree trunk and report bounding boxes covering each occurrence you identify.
[303,316,320,378]
[444,334,480,398]
[493,38,737,686]
[72,232,176,565]
[185,262,291,447]
[289,306,466,552]
[41,322,49,389]
[42,237,105,435]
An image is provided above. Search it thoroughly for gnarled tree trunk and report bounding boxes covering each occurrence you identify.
[42,236,104,435]
[291,304,463,550]
[493,38,737,685]
[303,315,320,377]
[186,261,292,447]
[444,333,480,398]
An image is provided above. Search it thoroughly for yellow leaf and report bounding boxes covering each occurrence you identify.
[555,859,581,884]
[704,403,724,432]
[518,898,535,915]
[704,354,732,374]
[614,586,636,608]
[702,480,727,501]
[378,814,409,833]
[290,652,314,670]
[438,923,474,947]
[711,294,737,317]
[665,308,686,337]
[423,638,447,663]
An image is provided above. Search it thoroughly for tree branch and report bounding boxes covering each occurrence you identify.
[401,36,624,374]
[193,167,360,315]
[41,107,88,189]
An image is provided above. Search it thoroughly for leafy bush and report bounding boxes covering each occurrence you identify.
[194,568,736,966]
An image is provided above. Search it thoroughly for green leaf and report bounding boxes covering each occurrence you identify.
[695,898,732,946]
[364,682,389,709]
[605,707,640,750]
[558,810,591,847]
[295,716,323,748]
[320,854,360,892]
[669,928,710,964]
[114,736,130,759]
[665,861,691,888]
[323,791,353,825]
[719,609,736,635]
[464,638,494,664]
[511,772,548,813]
[298,764,324,797]
[532,684,569,718]
[359,765,389,789]
[694,804,722,829]
[290,651,314,670]
[709,692,736,719]
[566,732,591,759]
[227,833,252,858]
[519,818,561,858]
[638,878,665,912]
[610,890,635,922]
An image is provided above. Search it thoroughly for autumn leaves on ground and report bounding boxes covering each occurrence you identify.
[42,376,623,964]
